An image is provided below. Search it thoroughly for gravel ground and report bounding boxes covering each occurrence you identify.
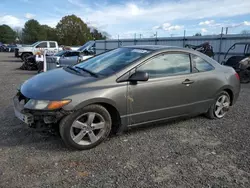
[0,52,250,188]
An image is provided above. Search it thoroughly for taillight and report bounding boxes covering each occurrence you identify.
[235,73,240,80]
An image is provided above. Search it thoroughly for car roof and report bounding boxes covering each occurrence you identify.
[123,45,184,51]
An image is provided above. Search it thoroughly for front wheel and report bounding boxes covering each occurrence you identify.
[21,53,31,62]
[205,91,231,119]
[59,105,112,150]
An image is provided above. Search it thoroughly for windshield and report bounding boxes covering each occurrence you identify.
[73,47,152,76]
[31,41,40,47]
[54,50,67,56]
[77,41,94,51]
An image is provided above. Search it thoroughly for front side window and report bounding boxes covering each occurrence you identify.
[74,48,152,76]
[137,53,191,78]
[191,54,214,72]
[36,42,47,48]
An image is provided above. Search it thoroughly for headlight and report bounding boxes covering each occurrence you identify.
[24,99,71,110]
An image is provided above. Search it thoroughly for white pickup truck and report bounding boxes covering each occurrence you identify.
[15,41,60,61]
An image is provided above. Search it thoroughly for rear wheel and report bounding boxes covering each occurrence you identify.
[59,105,112,150]
[205,91,230,119]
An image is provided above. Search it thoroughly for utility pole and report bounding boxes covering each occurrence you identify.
[183,30,186,47]
[225,27,228,35]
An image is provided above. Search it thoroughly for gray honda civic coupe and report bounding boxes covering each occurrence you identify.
[13,45,240,150]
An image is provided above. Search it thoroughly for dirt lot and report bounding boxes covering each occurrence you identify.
[0,52,250,188]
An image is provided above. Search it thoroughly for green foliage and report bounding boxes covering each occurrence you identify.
[0,25,16,43]
[91,28,106,40]
[194,33,202,36]
[56,15,92,45]
[41,25,58,41]
[241,30,250,34]
[22,19,46,43]
[2,15,108,45]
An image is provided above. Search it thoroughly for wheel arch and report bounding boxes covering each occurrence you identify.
[223,88,234,106]
[21,52,33,56]
[216,86,234,106]
[73,98,122,134]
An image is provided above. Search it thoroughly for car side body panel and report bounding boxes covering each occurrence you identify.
[19,46,240,130]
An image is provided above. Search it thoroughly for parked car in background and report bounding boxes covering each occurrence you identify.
[43,41,96,71]
[13,45,240,150]
[185,42,214,58]
[0,43,7,52]
[5,44,17,52]
[222,42,250,83]
[77,40,96,54]
[15,41,59,61]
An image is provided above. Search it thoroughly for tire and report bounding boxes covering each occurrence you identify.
[59,105,112,150]
[21,53,31,62]
[205,91,230,119]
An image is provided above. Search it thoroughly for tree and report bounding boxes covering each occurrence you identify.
[90,28,107,40]
[194,33,202,36]
[14,27,24,43]
[56,15,93,45]
[41,25,58,41]
[241,30,250,34]
[101,31,111,39]
[0,24,16,43]
[22,19,46,43]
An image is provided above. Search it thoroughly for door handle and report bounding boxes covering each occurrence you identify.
[182,79,194,85]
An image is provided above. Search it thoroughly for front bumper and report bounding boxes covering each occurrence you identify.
[13,93,70,127]
[13,96,34,124]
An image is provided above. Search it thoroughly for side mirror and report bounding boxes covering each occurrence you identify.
[128,71,149,82]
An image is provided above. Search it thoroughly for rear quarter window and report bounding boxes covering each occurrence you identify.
[49,42,56,48]
[192,54,214,72]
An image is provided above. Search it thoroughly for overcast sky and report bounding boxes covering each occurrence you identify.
[0,0,250,38]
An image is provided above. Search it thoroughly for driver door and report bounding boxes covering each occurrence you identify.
[126,52,199,126]
[35,42,48,54]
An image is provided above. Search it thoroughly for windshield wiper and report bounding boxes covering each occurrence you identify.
[75,66,98,77]
[66,66,80,73]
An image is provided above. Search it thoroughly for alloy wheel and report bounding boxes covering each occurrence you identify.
[70,112,106,145]
[214,95,230,118]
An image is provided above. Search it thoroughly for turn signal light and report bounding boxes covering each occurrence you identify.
[47,100,71,110]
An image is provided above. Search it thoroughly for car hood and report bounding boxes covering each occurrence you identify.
[18,46,33,52]
[21,68,98,100]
